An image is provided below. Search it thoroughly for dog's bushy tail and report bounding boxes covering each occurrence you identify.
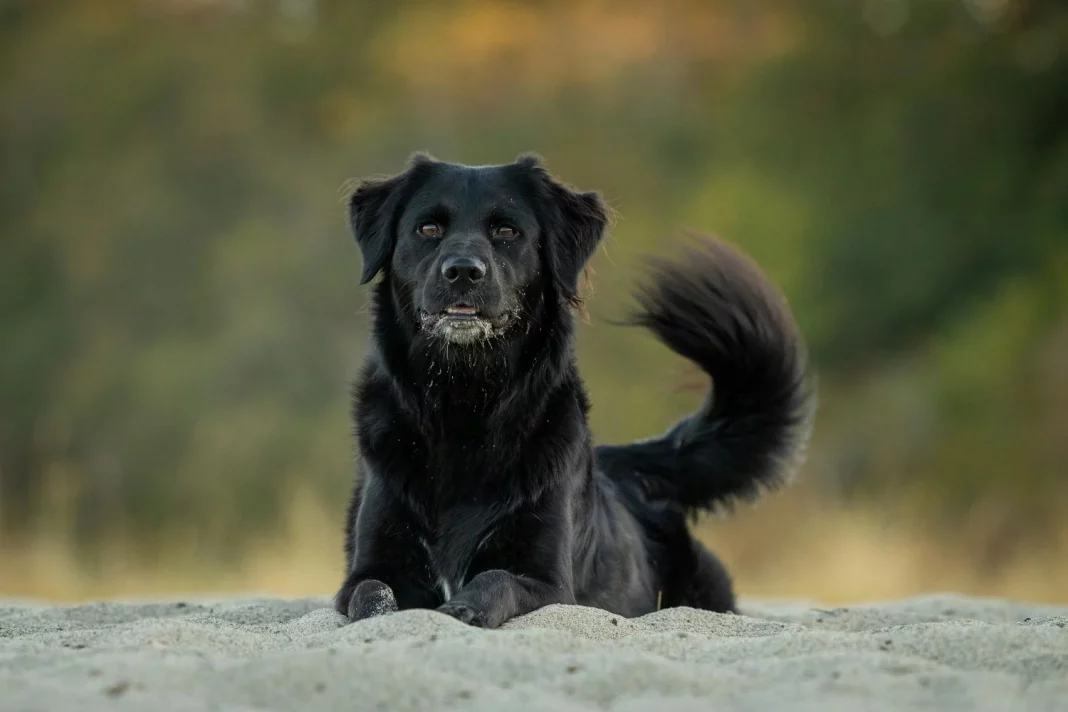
[596,235,814,514]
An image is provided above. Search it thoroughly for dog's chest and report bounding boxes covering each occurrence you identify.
[417,506,500,601]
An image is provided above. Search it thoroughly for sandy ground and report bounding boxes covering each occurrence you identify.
[1,594,1066,711]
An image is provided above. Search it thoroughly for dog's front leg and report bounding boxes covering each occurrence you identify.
[335,474,439,622]
[437,569,572,628]
[435,502,575,628]
[337,570,440,621]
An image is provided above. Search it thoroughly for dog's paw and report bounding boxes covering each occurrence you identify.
[347,579,399,621]
[436,601,488,628]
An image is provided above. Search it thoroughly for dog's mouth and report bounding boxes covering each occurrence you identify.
[419,303,514,341]
[442,304,480,319]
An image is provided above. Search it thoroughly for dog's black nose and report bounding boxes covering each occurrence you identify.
[441,255,487,284]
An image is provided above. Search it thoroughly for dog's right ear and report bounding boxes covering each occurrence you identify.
[348,154,436,285]
[349,175,403,285]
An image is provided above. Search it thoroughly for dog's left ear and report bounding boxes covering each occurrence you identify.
[522,155,608,305]
[348,153,436,285]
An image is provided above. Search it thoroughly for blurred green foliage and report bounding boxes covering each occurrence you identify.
[1,0,1066,559]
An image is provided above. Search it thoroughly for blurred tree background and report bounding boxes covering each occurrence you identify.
[1,0,1066,602]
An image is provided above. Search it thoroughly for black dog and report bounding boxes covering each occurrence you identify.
[335,153,813,628]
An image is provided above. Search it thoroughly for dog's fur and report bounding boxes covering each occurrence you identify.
[335,153,813,628]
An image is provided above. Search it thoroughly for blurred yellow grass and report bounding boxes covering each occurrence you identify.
[3,489,1066,605]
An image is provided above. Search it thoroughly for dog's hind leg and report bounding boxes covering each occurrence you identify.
[659,536,736,614]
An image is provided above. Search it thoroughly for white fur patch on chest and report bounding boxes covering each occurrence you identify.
[420,536,460,601]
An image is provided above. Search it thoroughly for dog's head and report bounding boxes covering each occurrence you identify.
[348,153,607,346]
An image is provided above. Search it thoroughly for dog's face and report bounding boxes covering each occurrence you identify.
[348,154,607,346]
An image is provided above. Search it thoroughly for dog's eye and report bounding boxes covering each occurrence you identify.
[492,225,518,239]
[417,222,442,238]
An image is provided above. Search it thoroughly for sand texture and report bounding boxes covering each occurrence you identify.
[1,594,1066,711]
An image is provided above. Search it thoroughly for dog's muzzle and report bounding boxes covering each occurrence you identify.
[419,304,513,344]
